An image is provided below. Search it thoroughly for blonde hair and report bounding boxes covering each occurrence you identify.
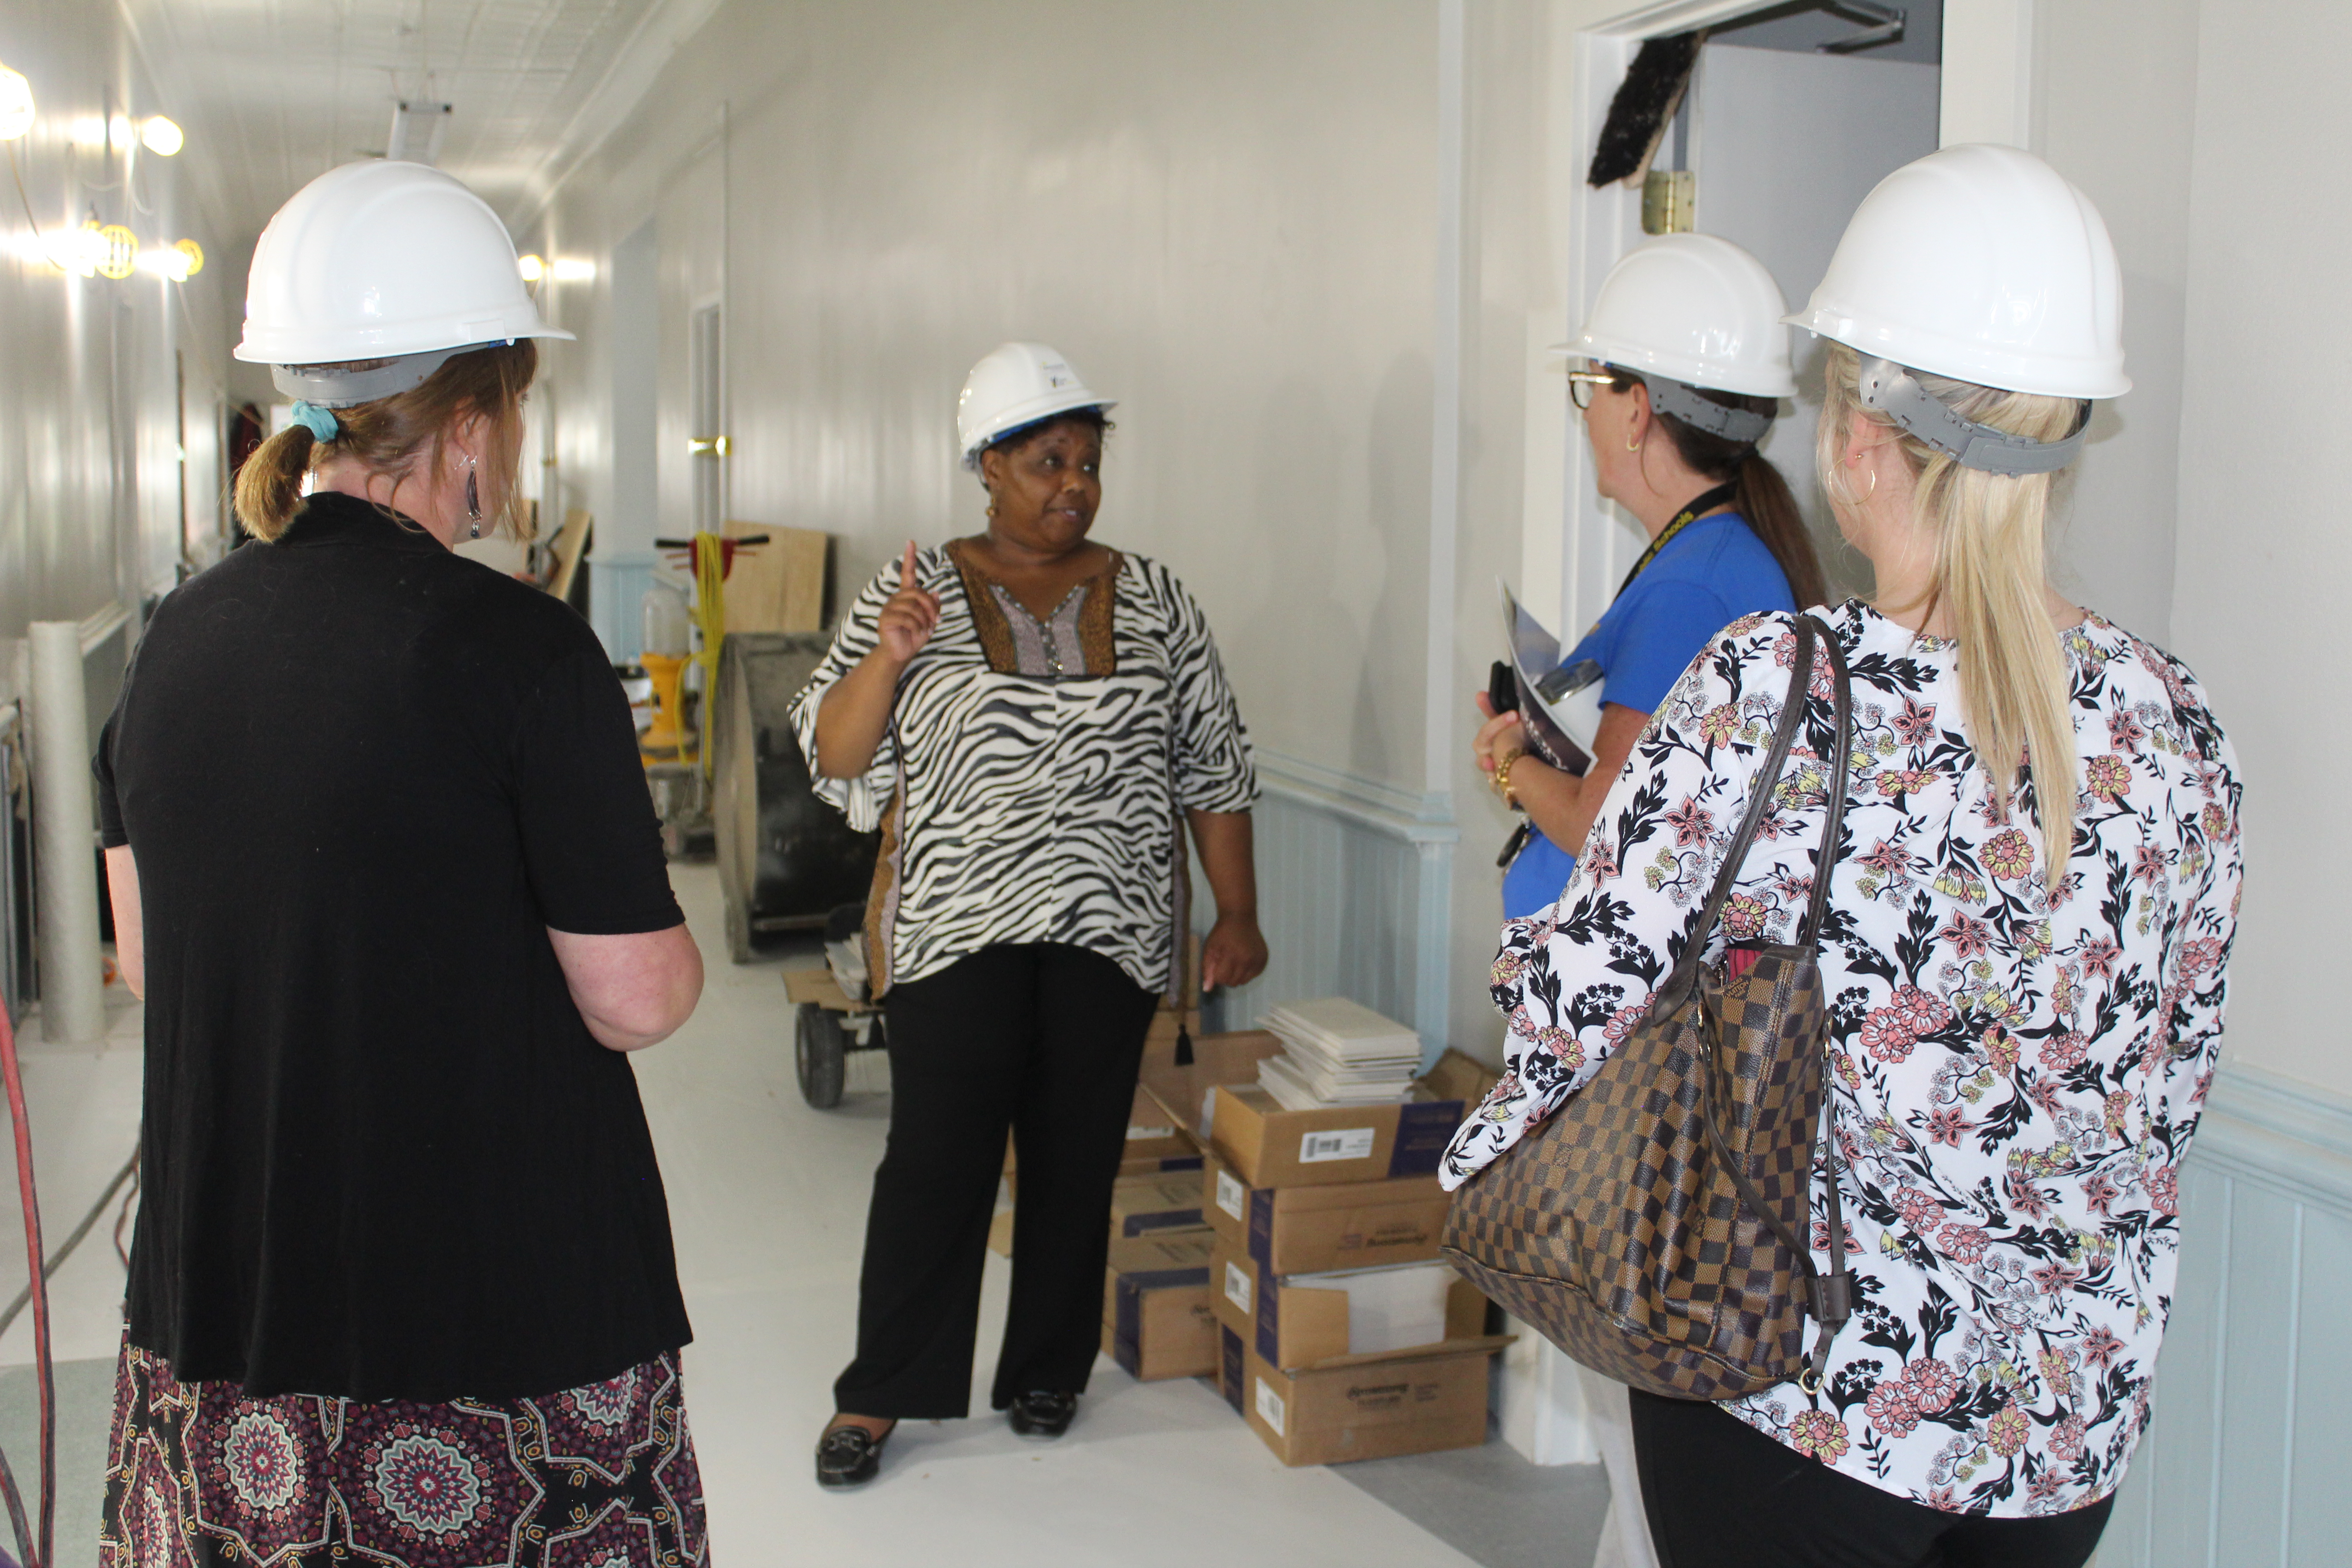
[233,341,539,543]
[1817,343,2082,873]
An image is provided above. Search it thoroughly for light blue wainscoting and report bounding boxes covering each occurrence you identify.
[2096,1062,2352,1568]
[1204,751,1459,1065]
[588,551,659,666]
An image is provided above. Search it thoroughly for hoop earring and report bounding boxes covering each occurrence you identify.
[1625,436,1642,452]
[465,457,481,539]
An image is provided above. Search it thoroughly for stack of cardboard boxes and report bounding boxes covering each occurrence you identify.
[982,985,1509,1470]
[1135,1024,1509,1466]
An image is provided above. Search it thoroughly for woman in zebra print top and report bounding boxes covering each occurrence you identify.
[793,367,1263,1486]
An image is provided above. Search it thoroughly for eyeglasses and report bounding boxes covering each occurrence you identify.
[1567,366,1622,410]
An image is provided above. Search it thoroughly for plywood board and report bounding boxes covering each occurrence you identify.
[545,509,593,603]
[721,521,827,633]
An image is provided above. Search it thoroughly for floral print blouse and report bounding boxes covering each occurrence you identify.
[1441,601,2242,1517]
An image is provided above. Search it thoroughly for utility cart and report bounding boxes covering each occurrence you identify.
[784,901,887,1108]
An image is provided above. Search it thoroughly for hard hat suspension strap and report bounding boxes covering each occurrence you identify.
[1635,373,1773,445]
[270,342,492,409]
[1859,358,2090,477]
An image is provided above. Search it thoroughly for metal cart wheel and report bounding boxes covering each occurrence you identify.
[795,1002,847,1109]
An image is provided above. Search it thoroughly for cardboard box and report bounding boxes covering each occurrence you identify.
[1204,1152,1452,1274]
[1119,1081,1197,1165]
[1210,1237,1491,1369]
[1219,1323,1248,1412]
[1145,1036,1499,1191]
[1005,1085,1203,1180]
[1109,1171,1206,1239]
[1241,1336,1508,1466]
[1101,1233,1217,1381]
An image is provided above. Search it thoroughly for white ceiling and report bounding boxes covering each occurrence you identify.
[119,0,719,254]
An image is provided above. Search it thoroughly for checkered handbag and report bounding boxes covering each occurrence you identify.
[1443,613,1855,1400]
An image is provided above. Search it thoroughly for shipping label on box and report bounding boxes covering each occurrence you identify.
[1209,1238,1255,1340]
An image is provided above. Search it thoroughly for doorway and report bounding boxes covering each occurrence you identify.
[1685,3,1942,595]
[1543,0,1943,637]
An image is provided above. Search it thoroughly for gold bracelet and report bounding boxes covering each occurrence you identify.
[1493,750,1524,811]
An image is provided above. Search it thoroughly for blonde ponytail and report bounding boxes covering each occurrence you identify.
[1819,344,2082,874]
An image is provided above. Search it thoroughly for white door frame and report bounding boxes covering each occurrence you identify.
[1522,0,2036,637]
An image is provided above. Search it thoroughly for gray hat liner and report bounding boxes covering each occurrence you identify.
[270,342,500,408]
[1634,372,1774,445]
[1859,357,2090,476]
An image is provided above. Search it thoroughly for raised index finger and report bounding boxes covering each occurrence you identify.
[899,540,918,590]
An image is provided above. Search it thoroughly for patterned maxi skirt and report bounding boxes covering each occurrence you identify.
[96,1339,709,1567]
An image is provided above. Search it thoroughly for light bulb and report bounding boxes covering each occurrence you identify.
[141,116,181,156]
[96,223,138,279]
[516,253,545,283]
[0,65,32,142]
[174,238,202,277]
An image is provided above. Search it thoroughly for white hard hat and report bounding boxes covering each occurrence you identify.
[1565,233,1797,399]
[1786,144,2128,401]
[956,342,1115,464]
[235,160,571,405]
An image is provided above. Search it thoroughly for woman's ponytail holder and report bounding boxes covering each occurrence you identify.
[289,401,340,443]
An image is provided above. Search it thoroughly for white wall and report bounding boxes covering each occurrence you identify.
[532,0,1445,792]
[0,8,235,652]
[2166,0,2350,1098]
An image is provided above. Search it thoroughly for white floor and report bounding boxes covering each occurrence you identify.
[0,863,1487,1568]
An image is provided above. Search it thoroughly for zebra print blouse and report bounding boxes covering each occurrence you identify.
[790,543,1257,998]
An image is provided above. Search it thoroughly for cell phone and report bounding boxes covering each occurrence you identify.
[1488,660,1518,715]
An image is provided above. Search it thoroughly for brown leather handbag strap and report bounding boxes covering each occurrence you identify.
[1796,615,1853,946]
[1686,613,1858,1390]
[1654,617,1819,1012]
[1800,615,1855,1387]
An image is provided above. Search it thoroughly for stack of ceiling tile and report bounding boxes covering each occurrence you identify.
[1255,997,1421,1110]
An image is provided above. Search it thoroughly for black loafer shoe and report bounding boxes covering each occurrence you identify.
[816,1423,888,1488]
[1006,1390,1078,1440]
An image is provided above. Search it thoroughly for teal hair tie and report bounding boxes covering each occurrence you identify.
[289,400,339,442]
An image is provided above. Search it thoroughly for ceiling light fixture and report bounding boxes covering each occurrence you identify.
[0,64,32,141]
[108,113,131,153]
[516,253,545,282]
[551,258,596,283]
[139,238,202,281]
[141,116,181,156]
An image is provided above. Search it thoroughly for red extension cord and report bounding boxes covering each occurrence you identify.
[0,996,50,1568]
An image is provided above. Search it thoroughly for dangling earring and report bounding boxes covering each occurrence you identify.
[465,457,481,539]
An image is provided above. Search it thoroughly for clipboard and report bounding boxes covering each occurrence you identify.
[1499,579,1605,778]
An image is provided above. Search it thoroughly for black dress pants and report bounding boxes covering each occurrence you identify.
[1629,1389,2114,1568]
[833,941,1160,1419]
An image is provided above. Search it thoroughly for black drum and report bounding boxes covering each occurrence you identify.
[712,632,881,962]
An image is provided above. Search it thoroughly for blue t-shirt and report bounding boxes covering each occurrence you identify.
[1502,512,1796,918]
